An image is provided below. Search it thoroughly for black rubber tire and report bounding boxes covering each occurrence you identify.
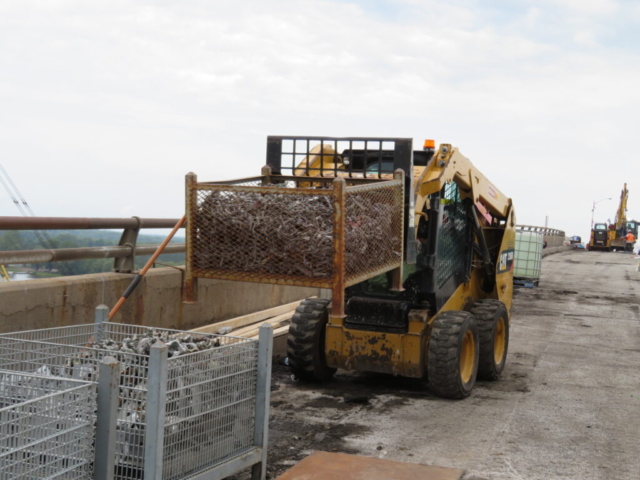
[470,299,509,381]
[287,298,336,382]
[427,310,479,399]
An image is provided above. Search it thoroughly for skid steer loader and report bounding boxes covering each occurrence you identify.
[184,137,516,399]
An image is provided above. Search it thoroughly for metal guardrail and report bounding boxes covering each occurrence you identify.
[517,225,566,238]
[0,216,185,273]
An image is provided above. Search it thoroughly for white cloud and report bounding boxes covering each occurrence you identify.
[544,0,620,16]
[0,0,639,240]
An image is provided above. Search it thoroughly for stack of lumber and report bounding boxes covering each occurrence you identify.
[190,298,311,339]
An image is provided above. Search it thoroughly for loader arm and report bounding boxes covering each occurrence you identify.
[415,144,512,221]
[614,184,628,229]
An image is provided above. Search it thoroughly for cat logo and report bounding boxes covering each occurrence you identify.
[498,249,514,274]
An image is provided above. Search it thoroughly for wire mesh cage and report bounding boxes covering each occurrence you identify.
[514,229,543,280]
[0,371,96,480]
[0,323,261,480]
[185,174,404,292]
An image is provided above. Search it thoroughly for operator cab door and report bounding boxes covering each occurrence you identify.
[415,181,474,312]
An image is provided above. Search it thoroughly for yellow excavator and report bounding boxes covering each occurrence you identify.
[589,184,635,252]
[610,184,632,252]
[185,136,516,399]
[0,265,9,282]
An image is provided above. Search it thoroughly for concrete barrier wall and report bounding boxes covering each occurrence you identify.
[544,235,566,248]
[0,267,320,334]
[542,245,572,257]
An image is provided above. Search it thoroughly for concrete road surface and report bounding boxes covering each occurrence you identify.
[240,249,640,480]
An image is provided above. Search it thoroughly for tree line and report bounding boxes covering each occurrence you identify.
[0,230,185,276]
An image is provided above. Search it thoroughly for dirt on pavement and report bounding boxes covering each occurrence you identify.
[231,249,640,480]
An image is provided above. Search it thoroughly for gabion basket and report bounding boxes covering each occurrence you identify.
[0,370,96,480]
[0,321,272,480]
[184,173,404,304]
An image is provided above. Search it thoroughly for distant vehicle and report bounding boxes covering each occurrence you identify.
[570,236,582,244]
[588,223,611,251]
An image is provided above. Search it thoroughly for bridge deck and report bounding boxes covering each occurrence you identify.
[257,249,640,480]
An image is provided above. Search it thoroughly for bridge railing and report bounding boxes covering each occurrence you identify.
[0,216,185,273]
[517,225,567,248]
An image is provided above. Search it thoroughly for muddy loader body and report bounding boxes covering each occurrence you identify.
[185,137,516,398]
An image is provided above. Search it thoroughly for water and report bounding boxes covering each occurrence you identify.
[6,272,38,282]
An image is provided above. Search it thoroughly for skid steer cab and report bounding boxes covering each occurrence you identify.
[184,136,516,399]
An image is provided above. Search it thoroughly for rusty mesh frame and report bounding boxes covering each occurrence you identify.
[185,174,404,299]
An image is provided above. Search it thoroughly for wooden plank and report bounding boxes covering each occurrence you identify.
[189,298,308,334]
[248,325,289,340]
[276,452,464,480]
[232,312,293,338]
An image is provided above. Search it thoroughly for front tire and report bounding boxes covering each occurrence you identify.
[427,311,479,399]
[287,298,336,382]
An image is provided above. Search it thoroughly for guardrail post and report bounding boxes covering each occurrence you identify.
[261,165,272,186]
[144,341,168,480]
[114,216,141,273]
[331,177,346,319]
[390,169,405,291]
[184,172,198,303]
[251,324,273,480]
[94,304,109,343]
[94,356,120,480]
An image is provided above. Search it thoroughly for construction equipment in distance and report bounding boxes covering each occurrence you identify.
[0,264,9,282]
[185,137,516,399]
[588,184,637,252]
[588,222,611,251]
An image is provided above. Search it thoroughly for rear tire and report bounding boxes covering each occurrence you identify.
[287,298,336,382]
[470,299,509,381]
[427,311,479,399]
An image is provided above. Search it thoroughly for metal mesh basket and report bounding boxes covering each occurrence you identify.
[185,175,404,292]
[0,324,259,480]
[0,371,96,480]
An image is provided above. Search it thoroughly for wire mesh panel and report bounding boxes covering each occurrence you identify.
[191,181,336,286]
[514,230,543,280]
[162,342,258,479]
[186,176,404,289]
[0,324,258,480]
[0,371,96,480]
[345,182,404,284]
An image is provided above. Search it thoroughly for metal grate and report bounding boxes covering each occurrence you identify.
[186,176,404,290]
[436,182,471,288]
[272,138,399,178]
[0,371,96,480]
[0,324,258,480]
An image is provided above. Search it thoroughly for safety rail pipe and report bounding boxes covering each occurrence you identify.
[517,225,566,238]
[0,216,186,272]
[0,216,181,230]
[0,244,185,265]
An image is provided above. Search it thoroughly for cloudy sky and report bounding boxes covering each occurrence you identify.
[1,0,639,240]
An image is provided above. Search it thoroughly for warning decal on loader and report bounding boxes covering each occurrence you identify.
[497,249,515,274]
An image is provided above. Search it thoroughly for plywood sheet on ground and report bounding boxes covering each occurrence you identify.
[276,451,464,480]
